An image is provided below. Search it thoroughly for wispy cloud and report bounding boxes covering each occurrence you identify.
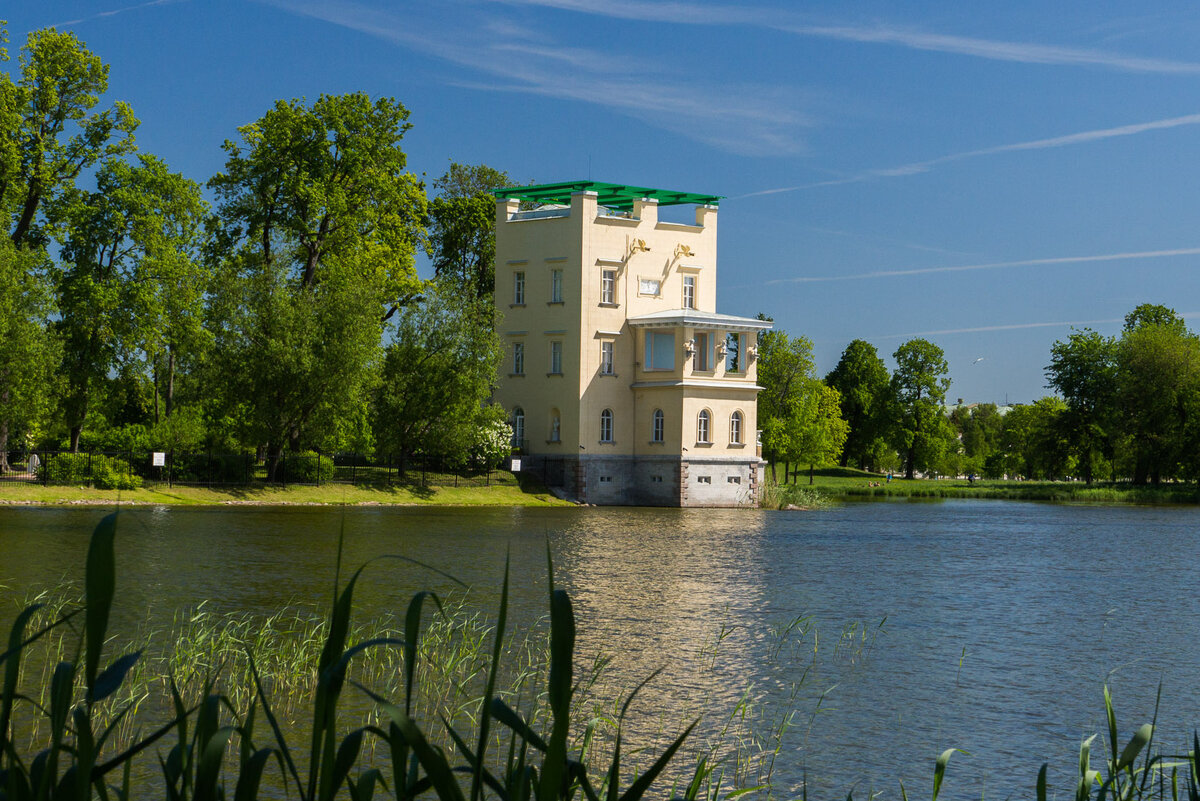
[739,112,1200,198]
[49,0,183,28]
[489,0,1200,74]
[763,247,1200,285]
[258,0,810,155]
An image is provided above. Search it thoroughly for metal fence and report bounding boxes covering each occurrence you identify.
[0,450,510,490]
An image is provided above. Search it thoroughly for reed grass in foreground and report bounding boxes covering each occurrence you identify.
[3,513,1199,799]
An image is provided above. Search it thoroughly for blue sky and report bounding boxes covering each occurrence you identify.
[8,1,1200,404]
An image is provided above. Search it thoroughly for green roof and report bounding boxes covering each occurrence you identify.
[493,181,721,211]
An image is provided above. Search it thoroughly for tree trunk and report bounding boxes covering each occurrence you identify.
[0,415,10,474]
[69,425,83,453]
[905,445,916,480]
[809,463,815,485]
[152,360,160,426]
[266,441,283,482]
[165,349,175,418]
[784,460,790,484]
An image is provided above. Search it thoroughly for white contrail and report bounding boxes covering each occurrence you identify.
[764,247,1200,285]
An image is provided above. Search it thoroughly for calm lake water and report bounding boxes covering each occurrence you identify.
[2,500,1199,798]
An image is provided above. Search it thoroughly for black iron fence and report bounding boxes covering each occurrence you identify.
[0,450,510,490]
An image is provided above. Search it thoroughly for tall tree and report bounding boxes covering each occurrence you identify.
[825,339,890,471]
[1115,318,1200,484]
[890,338,952,479]
[0,26,136,460]
[1046,329,1118,484]
[426,162,513,301]
[54,156,205,450]
[757,326,847,481]
[207,93,426,473]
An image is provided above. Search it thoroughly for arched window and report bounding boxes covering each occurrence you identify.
[730,410,743,444]
[550,409,561,442]
[697,409,711,443]
[512,407,525,447]
[652,409,665,443]
[600,409,614,443]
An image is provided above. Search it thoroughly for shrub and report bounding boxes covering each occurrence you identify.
[279,450,328,484]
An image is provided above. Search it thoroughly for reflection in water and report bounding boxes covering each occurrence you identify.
[2,501,1200,799]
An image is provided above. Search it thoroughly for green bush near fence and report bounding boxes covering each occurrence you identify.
[279,450,329,485]
[40,453,142,489]
[91,455,142,490]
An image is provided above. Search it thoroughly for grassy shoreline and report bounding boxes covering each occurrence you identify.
[767,466,1200,506]
[0,472,574,507]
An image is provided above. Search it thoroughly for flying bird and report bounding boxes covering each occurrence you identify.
[972,357,985,365]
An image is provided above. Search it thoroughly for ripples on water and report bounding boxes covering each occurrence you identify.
[2,500,1199,799]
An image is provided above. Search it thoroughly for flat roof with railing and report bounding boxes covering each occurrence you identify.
[493,180,722,211]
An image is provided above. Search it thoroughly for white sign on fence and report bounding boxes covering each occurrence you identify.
[152,452,166,467]
[510,458,522,472]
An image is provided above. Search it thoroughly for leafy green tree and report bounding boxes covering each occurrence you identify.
[757,326,847,481]
[1124,303,1186,335]
[1116,316,1200,484]
[989,398,1072,479]
[372,282,504,464]
[825,339,890,471]
[1046,329,1118,484]
[0,241,58,470]
[208,93,426,474]
[890,338,953,479]
[53,156,205,450]
[426,163,513,301]
[0,25,134,463]
[3,27,137,247]
[957,403,1003,477]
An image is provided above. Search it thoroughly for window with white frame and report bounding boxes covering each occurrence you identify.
[600,341,614,375]
[513,271,525,305]
[652,409,665,443]
[694,331,711,371]
[697,409,711,443]
[725,332,741,372]
[600,409,613,443]
[512,407,525,446]
[601,269,616,304]
[683,275,696,309]
[512,342,524,375]
[730,410,743,444]
[550,269,563,303]
[549,341,562,374]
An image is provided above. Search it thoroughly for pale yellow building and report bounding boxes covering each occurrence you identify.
[492,181,770,506]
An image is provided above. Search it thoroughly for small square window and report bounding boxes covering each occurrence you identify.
[697,475,711,484]
[727,476,741,484]
[599,475,613,483]
[651,475,663,483]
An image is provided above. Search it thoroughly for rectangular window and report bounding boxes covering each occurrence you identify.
[512,342,524,375]
[728,476,741,484]
[599,475,613,483]
[513,271,525,305]
[549,341,562,374]
[550,269,563,303]
[639,278,661,296]
[600,341,614,375]
[601,269,616,304]
[682,275,696,309]
[644,331,675,371]
[694,331,710,371]
[697,475,711,484]
[725,332,741,372]
[651,475,663,483]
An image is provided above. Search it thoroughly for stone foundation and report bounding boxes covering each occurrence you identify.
[517,454,763,507]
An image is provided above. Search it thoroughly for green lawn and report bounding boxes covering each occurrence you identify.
[0,473,574,507]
